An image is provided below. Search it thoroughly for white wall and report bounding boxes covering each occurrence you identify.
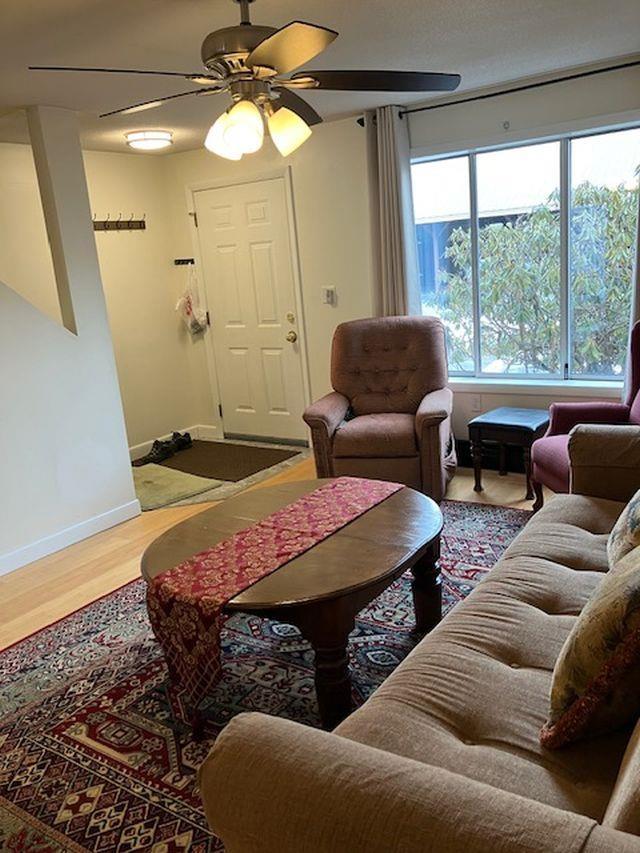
[409,62,640,156]
[0,142,215,452]
[163,116,375,412]
[83,150,211,449]
[0,143,61,325]
[0,108,138,575]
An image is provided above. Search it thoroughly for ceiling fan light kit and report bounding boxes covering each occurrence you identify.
[125,129,173,150]
[204,96,312,160]
[267,105,312,156]
[204,111,242,159]
[223,98,265,153]
[30,0,461,161]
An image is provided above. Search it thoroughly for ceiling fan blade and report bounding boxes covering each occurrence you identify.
[99,87,221,118]
[246,21,338,75]
[29,65,216,79]
[288,70,461,92]
[275,90,323,126]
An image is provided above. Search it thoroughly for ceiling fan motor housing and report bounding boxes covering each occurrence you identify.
[201,25,276,77]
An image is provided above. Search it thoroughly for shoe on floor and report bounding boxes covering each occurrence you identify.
[133,439,175,467]
[170,431,192,452]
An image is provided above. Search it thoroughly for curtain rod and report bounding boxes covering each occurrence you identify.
[399,58,640,118]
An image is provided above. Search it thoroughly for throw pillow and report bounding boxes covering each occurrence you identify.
[541,545,640,749]
[608,488,640,568]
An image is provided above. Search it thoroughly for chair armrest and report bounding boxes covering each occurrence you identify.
[415,387,453,438]
[569,424,640,502]
[547,401,629,436]
[303,391,350,438]
[197,712,618,853]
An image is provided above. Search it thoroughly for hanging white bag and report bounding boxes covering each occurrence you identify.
[176,265,208,335]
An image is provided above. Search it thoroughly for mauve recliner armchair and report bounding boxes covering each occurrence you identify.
[531,321,640,510]
[303,316,457,502]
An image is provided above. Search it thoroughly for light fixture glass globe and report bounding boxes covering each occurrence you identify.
[204,112,242,160]
[223,100,264,155]
[267,106,312,156]
[125,130,173,151]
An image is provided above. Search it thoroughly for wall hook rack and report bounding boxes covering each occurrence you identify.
[93,213,146,232]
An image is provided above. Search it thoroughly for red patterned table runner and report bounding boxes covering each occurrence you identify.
[146,477,403,719]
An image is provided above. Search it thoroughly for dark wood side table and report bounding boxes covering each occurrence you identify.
[468,407,549,501]
[141,479,443,730]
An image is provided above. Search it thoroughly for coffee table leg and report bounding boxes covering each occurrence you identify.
[411,537,442,634]
[297,611,355,730]
[313,640,352,729]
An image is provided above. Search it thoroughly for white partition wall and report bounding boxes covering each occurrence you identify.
[0,107,139,575]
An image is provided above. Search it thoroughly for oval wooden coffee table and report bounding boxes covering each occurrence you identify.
[141,479,443,729]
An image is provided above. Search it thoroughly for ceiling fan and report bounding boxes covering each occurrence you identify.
[30,0,461,160]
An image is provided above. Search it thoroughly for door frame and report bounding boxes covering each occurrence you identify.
[185,166,312,441]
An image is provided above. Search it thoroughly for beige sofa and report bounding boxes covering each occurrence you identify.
[199,425,640,852]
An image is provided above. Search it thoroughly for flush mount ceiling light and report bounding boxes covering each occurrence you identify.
[32,0,461,162]
[125,130,173,151]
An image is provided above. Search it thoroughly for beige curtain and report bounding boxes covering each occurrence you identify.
[367,105,421,317]
[624,189,640,401]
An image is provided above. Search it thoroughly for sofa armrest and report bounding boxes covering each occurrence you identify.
[303,391,350,437]
[197,712,628,853]
[415,387,453,437]
[569,424,640,503]
[547,401,630,436]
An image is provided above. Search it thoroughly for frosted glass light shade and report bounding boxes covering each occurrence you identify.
[204,113,242,160]
[268,107,312,156]
[223,100,264,154]
[125,130,173,150]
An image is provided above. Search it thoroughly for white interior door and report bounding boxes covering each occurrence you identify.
[195,176,307,442]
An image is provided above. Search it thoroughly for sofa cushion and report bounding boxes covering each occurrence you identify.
[541,545,640,749]
[604,718,640,834]
[336,495,630,821]
[531,434,570,493]
[333,413,418,458]
[608,488,640,567]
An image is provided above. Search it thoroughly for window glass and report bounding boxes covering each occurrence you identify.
[476,142,561,375]
[411,157,474,373]
[410,127,640,381]
[570,128,640,377]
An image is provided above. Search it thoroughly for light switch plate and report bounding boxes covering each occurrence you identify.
[321,286,337,306]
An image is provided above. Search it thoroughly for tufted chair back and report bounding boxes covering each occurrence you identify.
[330,316,448,416]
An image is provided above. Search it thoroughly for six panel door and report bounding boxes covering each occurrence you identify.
[195,177,306,441]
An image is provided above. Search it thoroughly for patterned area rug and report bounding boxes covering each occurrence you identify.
[0,500,530,852]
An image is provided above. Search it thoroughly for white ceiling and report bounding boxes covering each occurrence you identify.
[2,0,640,153]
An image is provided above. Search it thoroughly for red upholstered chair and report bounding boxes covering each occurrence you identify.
[303,316,457,502]
[531,321,640,510]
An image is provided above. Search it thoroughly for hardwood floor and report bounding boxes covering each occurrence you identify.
[0,459,550,650]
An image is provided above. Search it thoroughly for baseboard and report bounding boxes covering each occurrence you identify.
[0,499,142,577]
[129,424,221,460]
[194,424,220,442]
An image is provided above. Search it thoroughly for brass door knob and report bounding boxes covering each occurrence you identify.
[286,330,298,343]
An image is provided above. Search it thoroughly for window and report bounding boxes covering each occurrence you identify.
[411,126,640,380]
[412,155,473,372]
